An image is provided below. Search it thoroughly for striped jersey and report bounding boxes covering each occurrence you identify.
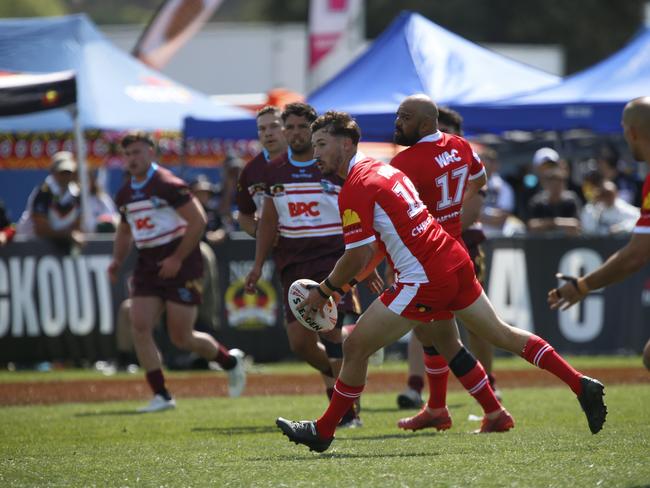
[236,151,269,216]
[264,151,345,272]
[339,153,469,284]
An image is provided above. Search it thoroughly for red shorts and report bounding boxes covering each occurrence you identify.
[281,257,359,324]
[380,260,482,323]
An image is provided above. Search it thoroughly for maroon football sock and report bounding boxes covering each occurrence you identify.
[214,344,236,371]
[521,335,583,395]
[407,374,425,393]
[145,369,171,400]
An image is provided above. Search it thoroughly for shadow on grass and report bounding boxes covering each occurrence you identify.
[248,450,438,461]
[363,402,464,414]
[74,410,141,417]
[192,425,277,435]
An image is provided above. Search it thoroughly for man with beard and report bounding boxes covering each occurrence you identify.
[275,111,606,453]
[548,96,650,371]
[245,103,363,426]
[390,95,510,433]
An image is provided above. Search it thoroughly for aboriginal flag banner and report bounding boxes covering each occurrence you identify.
[0,70,76,117]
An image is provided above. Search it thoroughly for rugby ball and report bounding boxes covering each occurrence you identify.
[288,279,338,332]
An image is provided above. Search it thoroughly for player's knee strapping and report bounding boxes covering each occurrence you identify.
[448,347,477,377]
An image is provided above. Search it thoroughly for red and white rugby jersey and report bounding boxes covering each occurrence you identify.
[339,153,470,284]
[236,151,269,216]
[115,164,191,249]
[264,151,345,271]
[391,131,485,239]
[634,172,650,233]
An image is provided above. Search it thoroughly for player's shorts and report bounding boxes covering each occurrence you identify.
[280,256,360,325]
[380,260,482,323]
[131,273,203,305]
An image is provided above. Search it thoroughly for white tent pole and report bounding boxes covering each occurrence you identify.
[71,104,91,233]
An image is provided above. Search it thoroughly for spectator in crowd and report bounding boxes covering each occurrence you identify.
[596,142,640,205]
[580,180,640,235]
[478,146,523,237]
[527,161,582,236]
[191,175,229,245]
[0,200,16,246]
[83,169,119,233]
[16,151,83,251]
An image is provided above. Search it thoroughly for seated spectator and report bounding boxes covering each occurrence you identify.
[191,175,230,246]
[83,169,119,233]
[478,146,520,237]
[596,142,640,205]
[16,151,83,251]
[580,180,640,235]
[527,164,582,236]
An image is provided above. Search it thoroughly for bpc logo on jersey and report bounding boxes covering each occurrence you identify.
[288,202,320,217]
[135,217,155,230]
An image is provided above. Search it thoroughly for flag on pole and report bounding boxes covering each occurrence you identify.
[133,0,224,70]
[308,0,364,91]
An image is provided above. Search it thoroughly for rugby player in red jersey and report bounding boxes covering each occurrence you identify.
[549,96,650,371]
[276,111,606,453]
[109,132,246,413]
[391,96,508,432]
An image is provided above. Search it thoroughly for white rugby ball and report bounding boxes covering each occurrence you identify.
[288,279,338,332]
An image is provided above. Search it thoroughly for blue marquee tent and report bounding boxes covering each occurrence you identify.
[455,27,650,134]
[184,11,560,143]
[307,11,560,141]
[0,14,248,132]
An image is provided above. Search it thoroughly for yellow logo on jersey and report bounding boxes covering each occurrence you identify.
[342,209,361,227]
[643,192,650,210]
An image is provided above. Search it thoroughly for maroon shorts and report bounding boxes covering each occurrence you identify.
[380,260,482,323]
[131,272,203,305]
[280,256,359,324]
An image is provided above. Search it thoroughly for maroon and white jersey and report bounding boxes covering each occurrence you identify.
[634,172,650,234]
[391,132,485,239]
[264,151,345,272]
[236,151,269,216]
[339,153,469,284]
[115,163,202,277]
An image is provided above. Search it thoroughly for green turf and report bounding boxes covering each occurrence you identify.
[0,354,644,383]
[1,384,648,487]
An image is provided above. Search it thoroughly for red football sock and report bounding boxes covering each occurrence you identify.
[424,354,449,409]
[521,335,583,395]
[316,379,364,438]
[457,362,502,415]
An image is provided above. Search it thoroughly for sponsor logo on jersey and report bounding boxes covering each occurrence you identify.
[135,216,155,230]
[342,209,361,227]
[149,196,165,208]
[320,179,339,194]
[288,201,320,217]
[434,149,461,168]
[411,214,434,236]
[271,184,285,196]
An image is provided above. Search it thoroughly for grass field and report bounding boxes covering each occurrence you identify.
[1,358,649,487]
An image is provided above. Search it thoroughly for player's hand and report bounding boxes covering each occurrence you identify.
[363,268,384,294]
[244,265,262,294]
[71,229,85,246]
[297,285,327,323]
[107,260,121,284]
[548,273,588,311]
[158,255,182,279]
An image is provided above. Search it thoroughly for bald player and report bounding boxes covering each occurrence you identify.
[388,95,511,433]
[548,96,650,371]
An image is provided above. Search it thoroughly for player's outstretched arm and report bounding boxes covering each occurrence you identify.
[245,196,278,293]
[108,221,133,283]
[548,232,650,310]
